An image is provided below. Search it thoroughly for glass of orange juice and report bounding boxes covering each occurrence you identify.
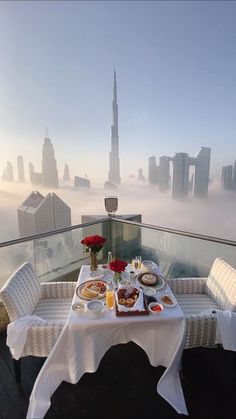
[106,280,115,310]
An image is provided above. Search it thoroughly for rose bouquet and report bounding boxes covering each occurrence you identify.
[81,235,106,253]
[81,235,106,272]
[109,259,127,273]
[109,259,128,283]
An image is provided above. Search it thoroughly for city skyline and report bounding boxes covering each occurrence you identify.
[1,1,236,179]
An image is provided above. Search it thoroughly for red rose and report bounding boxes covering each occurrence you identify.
[109,259,127,273]
[81,235,106,253]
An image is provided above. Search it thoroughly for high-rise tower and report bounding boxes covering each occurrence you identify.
[41,129,59,188]
[171,153,190,199]
[63,162,70,181]
[108,69,121,184]
[17,155,25,183]
[193,147,211,198]
[148,156,159,185]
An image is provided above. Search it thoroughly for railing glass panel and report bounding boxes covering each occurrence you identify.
[1,218,236,288]
[0,220,111,286]
[111,219,236,278]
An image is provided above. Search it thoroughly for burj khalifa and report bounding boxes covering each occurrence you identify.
[108,69,121,184]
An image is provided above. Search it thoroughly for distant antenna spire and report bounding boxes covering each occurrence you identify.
[113,67,117,103]
[45,127,49,138]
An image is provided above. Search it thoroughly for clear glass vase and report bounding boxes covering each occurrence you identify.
[112,271,122,287]
[90,251,98,272]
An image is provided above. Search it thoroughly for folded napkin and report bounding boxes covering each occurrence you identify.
[215,310,236,351]
[115,285,144,312]
[7,315,47,360]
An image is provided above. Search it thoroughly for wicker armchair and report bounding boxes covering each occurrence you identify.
[0,262,76,386]
[168,257,236,349]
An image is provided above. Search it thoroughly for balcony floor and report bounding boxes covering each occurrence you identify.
[0,330,236,419]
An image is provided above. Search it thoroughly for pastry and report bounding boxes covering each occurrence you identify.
[142,273,157,285]
[161,295,173,305]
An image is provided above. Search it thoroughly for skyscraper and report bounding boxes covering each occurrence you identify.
[159,156,170,192]
[148,156,159,185]
[232,160,236,191]
[138,168,145,182]
[222,165,233,190]
[171,153,190,199]
[193,147,211,198]
[17,191,71,237]
[108,69,121,185]
[63,162,70,181]
[41,130,59,188]
[17,155,25,183]
[1,161,13,182]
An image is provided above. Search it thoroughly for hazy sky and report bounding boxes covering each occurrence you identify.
[1,1,236,180]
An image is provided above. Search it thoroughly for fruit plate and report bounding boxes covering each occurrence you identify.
[76,280,107,300]
[135,272,166,291]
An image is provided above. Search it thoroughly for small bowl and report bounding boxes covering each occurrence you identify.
[141,260,155,273]
[86,299,104,318]
[143,287,156,297]
[148,302,164,314]
[72,302,85,313]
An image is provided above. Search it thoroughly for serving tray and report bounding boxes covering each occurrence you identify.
[115,296,149,317]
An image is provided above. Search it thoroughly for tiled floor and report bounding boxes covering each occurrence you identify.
[0,330,235,419]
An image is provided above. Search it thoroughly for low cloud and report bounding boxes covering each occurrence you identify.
[0,178,236,242]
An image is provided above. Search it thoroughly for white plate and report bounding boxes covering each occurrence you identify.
[135,272,166,291]
[76,280,107,300]
[158,294,177,308]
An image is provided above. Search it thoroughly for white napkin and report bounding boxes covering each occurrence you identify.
[115,285,144,312]
[215,310,236,351]
[7,315,47,360]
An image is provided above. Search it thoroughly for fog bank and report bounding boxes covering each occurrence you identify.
[0,179,236,242]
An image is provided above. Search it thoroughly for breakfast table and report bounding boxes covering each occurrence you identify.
[27,265,188,418]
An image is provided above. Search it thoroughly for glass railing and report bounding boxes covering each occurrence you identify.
[0,218,111,289]
[1,217,236,291]
[111,218,236,278]
[1,216,236,330]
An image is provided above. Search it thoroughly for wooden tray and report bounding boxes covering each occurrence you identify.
[115,296,149,317]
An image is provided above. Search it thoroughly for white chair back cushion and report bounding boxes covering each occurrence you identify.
[206,258,236,311]
[0,262,41,321]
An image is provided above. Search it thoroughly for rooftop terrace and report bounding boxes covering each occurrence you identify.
[1,217,236,417]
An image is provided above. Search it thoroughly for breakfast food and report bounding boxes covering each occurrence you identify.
[161,295,174,305]
[117,286,139,308]
[141,273,157,285]
[81,287,98,298]
[78,281,106,299]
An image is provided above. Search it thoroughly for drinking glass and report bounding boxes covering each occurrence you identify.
[106,280,115,310]
[132,258,139,271]
[136,256,142,270]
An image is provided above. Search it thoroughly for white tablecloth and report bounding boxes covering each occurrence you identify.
[27,265,188,418]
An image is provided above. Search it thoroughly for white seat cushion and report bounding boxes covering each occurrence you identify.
[175,293,219,348]
[176,293,219,315]
[33,298,72,322]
